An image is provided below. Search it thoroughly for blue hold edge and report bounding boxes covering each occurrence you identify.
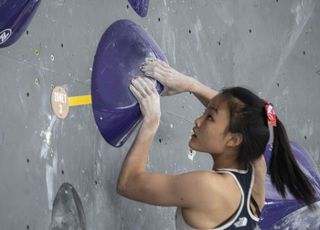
[91,19,167,147]
[0,0,41,48]
[128,0,150,17]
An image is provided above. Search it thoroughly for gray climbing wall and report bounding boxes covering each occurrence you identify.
[1,0,320,229]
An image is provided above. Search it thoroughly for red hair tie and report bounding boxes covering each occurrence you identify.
[263,100,277,127]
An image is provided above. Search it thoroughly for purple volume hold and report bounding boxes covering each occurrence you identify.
[0,0,41,48]
[91,19,167,147]
[128,0,150,17]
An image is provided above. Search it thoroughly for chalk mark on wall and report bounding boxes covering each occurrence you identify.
[265,0,316,94]
[0,132,4,150]
[212,1,234,27]
[40,115,58,210]
[0,54,90,87]
[40,116,57,159]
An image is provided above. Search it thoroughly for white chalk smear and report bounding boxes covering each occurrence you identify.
[40,116,57,159]
[266,0,316,94]
[194,16,203,52]
[302,121,314,138]
[46,155,58,210]
[163,0,167,7]
[160,16,176,65]
[292,0,315,26]
[188,149,197,161]
[40,115,59,210]
[50,0,65,7]
[213,1,234,27]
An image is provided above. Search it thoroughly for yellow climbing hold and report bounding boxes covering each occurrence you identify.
[34,48,40,56]
[35,78,40,86]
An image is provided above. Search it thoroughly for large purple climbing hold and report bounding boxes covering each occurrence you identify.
[260,142,320,229]
[0,0,41,48]
[91,19,167,147]
[128,0,150,17]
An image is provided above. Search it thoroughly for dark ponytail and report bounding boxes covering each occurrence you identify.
[269,119,316,206]
[221,86,316,207]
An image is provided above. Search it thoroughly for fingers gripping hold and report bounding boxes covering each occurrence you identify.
[129,84,142,101]
[129,76,161,119]
[130,77,158,100]
[145,57,156,63]
[140,58,192,96]
[140,63,169,85]
[141,59,169,74]
[131,78,147,98]
[138,77,153,95]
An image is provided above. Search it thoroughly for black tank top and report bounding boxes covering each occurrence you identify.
[213,165,260,229]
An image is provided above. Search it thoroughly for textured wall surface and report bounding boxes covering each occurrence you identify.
[0,0,320,229]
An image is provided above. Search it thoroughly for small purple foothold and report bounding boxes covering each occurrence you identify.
[91,19,167,147]
[0,0,41,48]
[128,0,150,17]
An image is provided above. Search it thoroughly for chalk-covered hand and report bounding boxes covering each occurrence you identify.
[130,76,161,127]
[140,58,195,96]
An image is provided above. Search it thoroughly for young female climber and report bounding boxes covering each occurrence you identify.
[117,58,316,229]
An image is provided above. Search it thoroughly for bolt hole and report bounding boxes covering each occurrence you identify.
[217,41,221,46]
[249,29,252,33]
[126,4,129,9]
[302,50,306,55]
[95,180,98,185]
[158,17,161,22]
[304,136,307,140]
[188,29,191,34]
[26,30,29,35]
[158,138,162,143]
[61,43,64,48]
[277,83,280,87]
[26,92,30,97]
[27,158,30,163]
[26,225,30,229]
[61,170,64,175]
